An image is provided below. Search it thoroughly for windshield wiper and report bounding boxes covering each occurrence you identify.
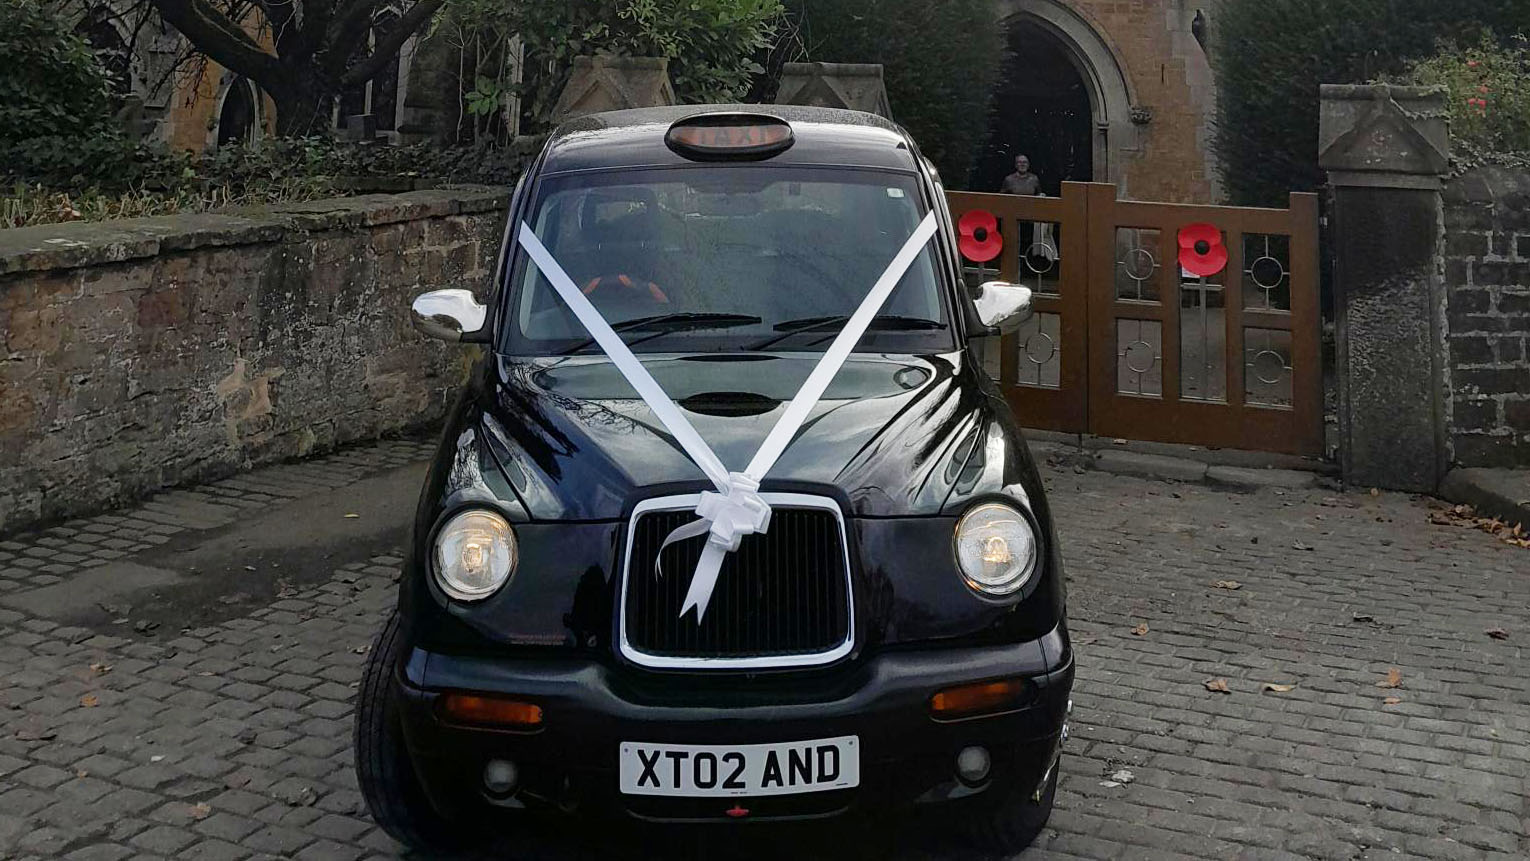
[560,313,762,355]
[745,314,945,352]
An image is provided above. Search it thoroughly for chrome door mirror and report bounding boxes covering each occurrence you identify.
[973,281,1033,333]
[411,289,487,342]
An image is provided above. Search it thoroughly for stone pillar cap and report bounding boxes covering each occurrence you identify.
[1319,83,1450,188]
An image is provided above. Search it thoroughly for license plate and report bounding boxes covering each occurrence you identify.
[619,736,859,797]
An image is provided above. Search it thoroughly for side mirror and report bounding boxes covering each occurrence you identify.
[973,281,1034,333]
[411,289,488,343]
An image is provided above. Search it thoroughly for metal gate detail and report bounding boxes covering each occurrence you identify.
[948,183,1322,458]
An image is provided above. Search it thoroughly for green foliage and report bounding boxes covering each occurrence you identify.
[3,136,537,228]
[0,0,115,144]
[1212,0,1530,205]
[782,0,1001,187]
[1406,34,1530,155]
[437,0,783,134]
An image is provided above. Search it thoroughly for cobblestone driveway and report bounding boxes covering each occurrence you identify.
[1,442,1526,860]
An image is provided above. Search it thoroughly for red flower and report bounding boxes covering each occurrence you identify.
[1177,223,1227,277]
[958,209,1004,263]
[1468,60,1480,67]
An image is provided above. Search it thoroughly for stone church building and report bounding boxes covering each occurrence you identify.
[970,0,1220,204]
[75,0,1220,203]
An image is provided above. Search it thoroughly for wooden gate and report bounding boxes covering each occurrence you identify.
[948,183,1322,458]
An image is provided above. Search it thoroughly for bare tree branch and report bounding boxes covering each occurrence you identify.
[147,0,285,91]
[325,0,386,73]
[338,0,442,87]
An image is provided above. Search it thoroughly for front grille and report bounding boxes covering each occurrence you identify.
[621,498,852,666]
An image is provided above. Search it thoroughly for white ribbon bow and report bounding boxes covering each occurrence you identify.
[518,211,938,620]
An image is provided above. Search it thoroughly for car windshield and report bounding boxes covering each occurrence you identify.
[500,166,953,355]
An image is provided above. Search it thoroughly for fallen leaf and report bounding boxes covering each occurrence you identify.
[1382,696,1402,706]
[343,513,360,519]
[352,644,370,654]
[1376,668,1403,689]
[1212,580,1242,590]
[1262,683,1296,693]
[1485,628,1509,640]
[1203,678,1231,694]
[1292,541,1314,551]
[1352,613,1375,623]
[76,770,88,778]
[150,755,164,763]
[89,663,112,675]
[1131,623,1149,636]
[189,802,212,820]
[1099,767,1135,788]
[79,694,98,708]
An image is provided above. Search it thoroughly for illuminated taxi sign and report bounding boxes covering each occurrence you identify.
[665,114,794,161]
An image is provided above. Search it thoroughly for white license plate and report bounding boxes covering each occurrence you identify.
[619,736,859,797]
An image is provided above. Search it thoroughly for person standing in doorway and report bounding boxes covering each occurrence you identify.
[1000,154,1041,196]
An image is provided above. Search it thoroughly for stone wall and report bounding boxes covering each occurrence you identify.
[0,188,509,535]
[1442,166,1530,467]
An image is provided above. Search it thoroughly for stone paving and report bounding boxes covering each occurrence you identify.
[0,440,1527,860]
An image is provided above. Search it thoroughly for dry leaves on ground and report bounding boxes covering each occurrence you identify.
[88,662,112,675]
[1131,623,1149,636]
[1100,768,1135,788]
[1213,580,1242,590]
[1262,683,1296,693]
[79,694,98,708]
[1203,678,1231,694]
[189,802,212,820]
[1376,667,1403,689]
[1429,504,1530,548]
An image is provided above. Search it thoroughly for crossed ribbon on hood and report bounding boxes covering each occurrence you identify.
[518,212,938,621]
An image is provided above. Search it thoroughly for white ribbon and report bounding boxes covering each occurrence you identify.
[518,212,938,620]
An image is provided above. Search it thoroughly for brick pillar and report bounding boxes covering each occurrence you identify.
[1318,84,1451,492]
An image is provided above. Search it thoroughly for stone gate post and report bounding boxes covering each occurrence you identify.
[1318,84,1451,492]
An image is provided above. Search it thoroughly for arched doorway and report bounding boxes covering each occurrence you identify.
[215,76,260,148]
[971,18,1093,195]
[978,0,1136,196]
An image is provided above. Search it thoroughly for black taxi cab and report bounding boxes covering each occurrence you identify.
[353,105,1074,855]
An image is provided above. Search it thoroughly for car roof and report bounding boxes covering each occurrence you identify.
[539,104,921,174]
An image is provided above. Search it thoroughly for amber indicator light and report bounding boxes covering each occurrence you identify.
[665,115,794,160]
[929,678,1030,719]
[438,693,544,729]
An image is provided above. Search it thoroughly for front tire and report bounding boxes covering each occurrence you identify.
[354,611,471,853]
[951,754,1059,856]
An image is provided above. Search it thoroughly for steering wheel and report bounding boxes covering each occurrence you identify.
[581,273,669,306]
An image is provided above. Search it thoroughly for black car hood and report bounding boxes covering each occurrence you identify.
[479,351,991,520]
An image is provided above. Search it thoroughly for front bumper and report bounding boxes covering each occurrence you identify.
[394,626,1073,824]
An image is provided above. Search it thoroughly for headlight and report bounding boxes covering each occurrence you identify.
[953,502,1038,597]
[433,509,517,601]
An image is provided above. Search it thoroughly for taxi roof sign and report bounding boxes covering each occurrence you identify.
[665,113,794,161]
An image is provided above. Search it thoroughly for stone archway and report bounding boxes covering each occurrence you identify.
[210,74,262,149]
[988,0,1136,195]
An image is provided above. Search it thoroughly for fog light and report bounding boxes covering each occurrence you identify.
[956,746,991,785]
[439,693,543,729]
[930,678,1029,719]
[483,759,519,796]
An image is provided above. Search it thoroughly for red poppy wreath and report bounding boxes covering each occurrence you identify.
[1178,222,1227,277]
[958,209,1003,263]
